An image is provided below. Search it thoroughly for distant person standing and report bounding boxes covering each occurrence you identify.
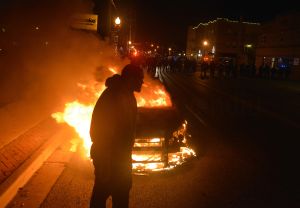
[209,60,216,78]
[89,64,144,208]
[200,61,208,79]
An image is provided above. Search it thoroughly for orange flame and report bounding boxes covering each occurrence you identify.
[52,101,94,156]
[131,121,196,173]
[52,68,172,157]
[136,79,172,107]
[51,67,196,172]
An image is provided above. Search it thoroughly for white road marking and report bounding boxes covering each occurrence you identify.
[185,104,207,127]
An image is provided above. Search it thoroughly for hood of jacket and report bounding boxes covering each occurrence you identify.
[105,74,122,89]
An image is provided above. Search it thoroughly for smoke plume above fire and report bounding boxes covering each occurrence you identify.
[0,0,171,109]
[0,0,128,109]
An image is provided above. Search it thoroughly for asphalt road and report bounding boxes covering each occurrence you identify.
[8,69,300,208]
[160,70,300,206]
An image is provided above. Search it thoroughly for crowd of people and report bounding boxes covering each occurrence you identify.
[240,63,292,80]
[131,54,293,81]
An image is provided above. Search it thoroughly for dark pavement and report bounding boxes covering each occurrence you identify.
[160,69,300,205]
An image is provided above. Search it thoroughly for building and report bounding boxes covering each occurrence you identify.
[256,12,300,80]
[186,18,260,65]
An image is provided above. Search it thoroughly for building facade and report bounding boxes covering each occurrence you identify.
[256,12,300,80]
[186,18,260,65]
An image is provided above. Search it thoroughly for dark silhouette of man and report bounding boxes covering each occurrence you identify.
[89,64,144,208]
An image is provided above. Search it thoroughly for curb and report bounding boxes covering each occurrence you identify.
[0,127,68,207]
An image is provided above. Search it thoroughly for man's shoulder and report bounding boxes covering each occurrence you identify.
[99,87,124,103]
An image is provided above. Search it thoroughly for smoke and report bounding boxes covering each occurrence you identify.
[0,0,129,109]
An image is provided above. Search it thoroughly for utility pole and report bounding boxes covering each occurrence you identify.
[93,0,112,40]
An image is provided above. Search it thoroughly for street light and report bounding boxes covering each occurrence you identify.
[115,17,121,26]
[203,40,209,57]
[113,17,121,55]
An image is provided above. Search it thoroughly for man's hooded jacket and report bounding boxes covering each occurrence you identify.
[90,74,137,183]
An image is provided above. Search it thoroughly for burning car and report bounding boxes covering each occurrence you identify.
[132,107,196,174]
[51,67,195,174]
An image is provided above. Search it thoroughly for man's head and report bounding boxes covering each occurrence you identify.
[121,64,144,92]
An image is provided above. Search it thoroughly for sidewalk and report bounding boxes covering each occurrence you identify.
[0,99,56,149]
[0,99,67,206]
[0,118,60,184]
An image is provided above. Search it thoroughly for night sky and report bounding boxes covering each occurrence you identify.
[132,0,298,50]
[1,0,299,50]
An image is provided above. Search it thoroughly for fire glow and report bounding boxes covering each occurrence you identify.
[132,121,197,174]
[52,68,196,173]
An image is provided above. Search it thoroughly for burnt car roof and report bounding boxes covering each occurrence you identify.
[136,107,183,138]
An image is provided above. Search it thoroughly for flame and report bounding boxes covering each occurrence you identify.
[136,79,172,107]
[52,101,94,156]
[51,67,195,172]
[131,121,196,173]
[108,67,117,74]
